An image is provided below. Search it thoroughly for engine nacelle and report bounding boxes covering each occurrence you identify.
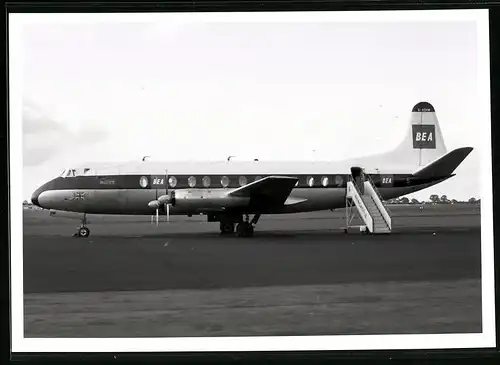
[148,200,161,209]
[172,189,249,210]
[158,192,175,206]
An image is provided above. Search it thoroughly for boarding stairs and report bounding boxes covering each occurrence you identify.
[345,169,392,234]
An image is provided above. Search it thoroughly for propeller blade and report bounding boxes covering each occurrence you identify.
[156,208,159,226]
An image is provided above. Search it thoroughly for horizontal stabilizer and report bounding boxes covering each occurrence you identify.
[412,147,473,177]
[229,176,299,207]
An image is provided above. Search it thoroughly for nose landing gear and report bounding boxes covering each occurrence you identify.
[73,214,90,237]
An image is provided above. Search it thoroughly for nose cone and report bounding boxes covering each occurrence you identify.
[31,178,59,209]
[31,189,41,208]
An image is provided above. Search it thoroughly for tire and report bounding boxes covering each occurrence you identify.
[236,223,245,237]
[79,227,90,237]
[220,222,235,234]
[246,224,254,237]
[236,223,254,237]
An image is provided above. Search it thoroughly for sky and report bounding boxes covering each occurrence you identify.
[17,13,486,202]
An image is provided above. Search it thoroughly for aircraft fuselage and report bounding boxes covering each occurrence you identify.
[32,172,450,215]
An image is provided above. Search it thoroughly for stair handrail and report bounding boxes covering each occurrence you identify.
[347,175,374,232]
[362,180,392,231]
[348,174,364,197]
[365,173,392,215]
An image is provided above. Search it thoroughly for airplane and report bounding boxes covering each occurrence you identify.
[30,101,473,238]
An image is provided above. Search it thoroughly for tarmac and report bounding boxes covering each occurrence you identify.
[22,204,482,337]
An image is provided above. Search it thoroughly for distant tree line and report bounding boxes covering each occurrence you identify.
[387,195,481,205]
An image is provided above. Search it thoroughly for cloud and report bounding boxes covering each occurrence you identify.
[23,101,65,135]
[22,100,109,167]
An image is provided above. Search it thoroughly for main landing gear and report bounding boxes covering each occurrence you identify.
[219,214,261,237]
[73,213,90,237]
[219,222,235,234]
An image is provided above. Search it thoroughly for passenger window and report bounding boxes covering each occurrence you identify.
[168,176,177,188]
[202,176,211,187]
[188,176,196,188]
[221,176,230,188]
[307,176,315,187]
[239,176,248,186]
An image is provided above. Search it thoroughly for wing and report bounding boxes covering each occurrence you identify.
[228,176,299,208]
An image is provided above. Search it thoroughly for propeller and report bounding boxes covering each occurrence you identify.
[148,200,161,225]
[148,170,174,225]
[158,191,175,223]
[148,191,175,224]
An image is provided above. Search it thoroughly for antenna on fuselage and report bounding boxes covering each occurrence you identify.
[142,156,150,162]
[227,155,236,161]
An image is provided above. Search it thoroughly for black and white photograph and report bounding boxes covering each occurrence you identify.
[9,9,495,353]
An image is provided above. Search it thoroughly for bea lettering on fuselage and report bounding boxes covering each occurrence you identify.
[152,177,165,185]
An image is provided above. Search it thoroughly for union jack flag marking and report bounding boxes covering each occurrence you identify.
[70,192,86,201]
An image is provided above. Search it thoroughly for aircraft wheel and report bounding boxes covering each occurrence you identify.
[246,224,254,237]
[220,222,235,235]
[78,227,90,237]
[236,223,254,237]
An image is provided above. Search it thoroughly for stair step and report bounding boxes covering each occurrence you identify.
[351,184,392,233]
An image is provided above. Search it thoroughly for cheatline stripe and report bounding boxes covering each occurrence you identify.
[36,173,445,191]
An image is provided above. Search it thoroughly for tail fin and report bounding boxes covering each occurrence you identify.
[388,101,448,169]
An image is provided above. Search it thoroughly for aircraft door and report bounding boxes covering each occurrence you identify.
[370,171,382,188]
[350,166,364,193]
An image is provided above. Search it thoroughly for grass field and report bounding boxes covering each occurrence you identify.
[22,204,482,338]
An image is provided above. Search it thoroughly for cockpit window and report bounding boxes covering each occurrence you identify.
[61,167,95,178]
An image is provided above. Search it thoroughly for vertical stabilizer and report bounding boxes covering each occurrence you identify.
[388,101,448,169]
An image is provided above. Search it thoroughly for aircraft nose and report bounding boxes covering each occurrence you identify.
[31,189,41,208]
[31,178,59,209]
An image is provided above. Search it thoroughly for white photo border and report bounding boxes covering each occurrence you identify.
[9,9,495,352]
